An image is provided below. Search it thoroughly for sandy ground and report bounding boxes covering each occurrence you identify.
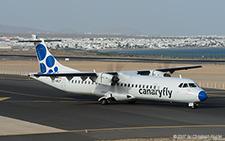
[0,59,225,89]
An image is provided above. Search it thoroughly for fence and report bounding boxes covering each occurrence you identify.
[198,82,225,90]
[0,69,30,76]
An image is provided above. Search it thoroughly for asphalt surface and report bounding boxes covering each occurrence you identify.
[0,74,225,140]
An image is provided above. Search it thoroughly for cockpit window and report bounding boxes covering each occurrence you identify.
[189,83,197,87]
[178,82,198,88]
[183,83,188,88]
[178,83,183,88]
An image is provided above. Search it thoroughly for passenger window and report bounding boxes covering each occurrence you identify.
[128,84,130,87]
[178,83,183,88]
[143,85,145,88]
[183,83,188,88]
[150,85,152,89]
[124,83,127,87]
[146,85,148,89]
[139,85,142,88]
[131,84,134,87]
[121,83,123,87]
[135,84,138,88]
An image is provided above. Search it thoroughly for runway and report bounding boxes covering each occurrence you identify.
[1,54,225,64]
[0,74,225,140]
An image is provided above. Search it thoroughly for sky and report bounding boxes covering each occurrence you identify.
[0,0,225,36]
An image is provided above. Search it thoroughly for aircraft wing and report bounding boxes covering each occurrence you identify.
[137,65,202,75]
[30,65,202,81]
[31,65,202,77]
[156,65,202,73]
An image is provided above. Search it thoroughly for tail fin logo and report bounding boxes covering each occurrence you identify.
[46,56,55,67]
[36,44,58,74]
[36,44,47,61]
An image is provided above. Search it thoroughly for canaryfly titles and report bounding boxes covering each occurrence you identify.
[139,87,172,98]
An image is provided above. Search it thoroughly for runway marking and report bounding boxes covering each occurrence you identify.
[0,97,10,101]
[0,89,74,100]
[3,100,98,103]
[68,124,225,133]
[0,77,32,81]
[1,124,225,136]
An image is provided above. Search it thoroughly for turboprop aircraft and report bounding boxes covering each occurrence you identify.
[19,36,207,108]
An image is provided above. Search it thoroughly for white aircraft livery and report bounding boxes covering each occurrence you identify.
[19,36,207,108]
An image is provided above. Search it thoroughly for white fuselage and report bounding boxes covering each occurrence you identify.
[32,75,203,104]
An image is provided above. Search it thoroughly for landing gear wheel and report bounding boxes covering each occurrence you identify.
[188,103,198,109]
[100,99,108,105]
[107,99,111,104]
[193,103,198,108]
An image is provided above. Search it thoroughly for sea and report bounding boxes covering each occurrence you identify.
[108,47,225,59]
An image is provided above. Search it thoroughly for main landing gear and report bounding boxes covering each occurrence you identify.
[99,98,136,105]
[188,102,198,109]
[100,98,112,105]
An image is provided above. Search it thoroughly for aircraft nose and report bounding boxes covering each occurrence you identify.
[198,91,208,101]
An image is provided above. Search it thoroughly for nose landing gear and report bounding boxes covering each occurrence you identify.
[188,103,198,109]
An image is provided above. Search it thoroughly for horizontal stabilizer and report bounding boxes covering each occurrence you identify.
[32,72,97,77]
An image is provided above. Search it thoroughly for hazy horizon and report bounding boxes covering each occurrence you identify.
[1,0,225,36]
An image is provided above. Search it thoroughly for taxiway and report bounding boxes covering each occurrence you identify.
[0,74,225,140]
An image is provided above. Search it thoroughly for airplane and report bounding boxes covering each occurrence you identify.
[19,35,208,109]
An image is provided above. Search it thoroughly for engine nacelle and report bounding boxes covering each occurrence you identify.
[95,73,119,86]
[150,71,171,77]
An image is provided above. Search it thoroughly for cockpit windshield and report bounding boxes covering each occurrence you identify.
[189,83,197,87]
[178,83,198,88]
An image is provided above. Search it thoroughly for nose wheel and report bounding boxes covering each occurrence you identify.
[188,103,198,109]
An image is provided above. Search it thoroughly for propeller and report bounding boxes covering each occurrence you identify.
[111,75,120,86]
[106,62,124,72]
[156,61,172,77]
[107,62,125,86]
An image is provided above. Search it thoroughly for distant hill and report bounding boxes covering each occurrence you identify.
[0,24,49,33]
[103,27,144,35]
[0,24,144,35]
[55,28,80,34]
[0,24,82,34]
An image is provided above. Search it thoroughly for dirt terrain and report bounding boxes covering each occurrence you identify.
[0,59,225,89]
